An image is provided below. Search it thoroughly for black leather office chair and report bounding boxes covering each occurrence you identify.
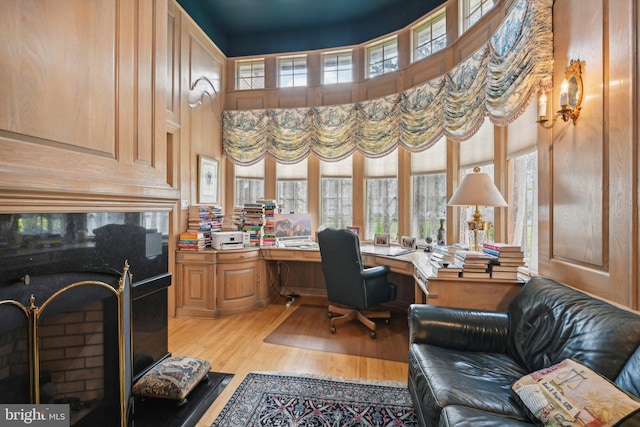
[317,228,397,338]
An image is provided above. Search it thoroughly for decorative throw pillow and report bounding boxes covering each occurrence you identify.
[512,358,640,427]
[132,356,211,402]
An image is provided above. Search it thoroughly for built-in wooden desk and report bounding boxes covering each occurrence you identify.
[174,245,524,317]
[260,245,525,312]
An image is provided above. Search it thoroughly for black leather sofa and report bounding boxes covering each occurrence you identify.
[408,276,640,426]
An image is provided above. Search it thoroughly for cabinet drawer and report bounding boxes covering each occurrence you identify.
[176,251,216,263]
[216,249,261,263]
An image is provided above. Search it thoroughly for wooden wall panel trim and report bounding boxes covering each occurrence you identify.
[0,0,117,153]
[539,0,638,308]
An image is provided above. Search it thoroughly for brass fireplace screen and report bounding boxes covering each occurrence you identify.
[0,263,132,427]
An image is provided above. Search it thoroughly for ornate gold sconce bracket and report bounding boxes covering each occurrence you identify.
[537,60,583,128]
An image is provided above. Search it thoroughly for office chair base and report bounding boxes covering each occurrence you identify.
[328,305,391,339]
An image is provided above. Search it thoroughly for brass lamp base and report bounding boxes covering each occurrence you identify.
[467,206,490,252]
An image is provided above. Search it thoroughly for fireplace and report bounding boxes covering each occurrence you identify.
[0,211,171,426]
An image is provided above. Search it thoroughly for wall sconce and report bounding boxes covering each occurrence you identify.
[447,167,507,252]
[537,59,583,128]
[188,76,220,113]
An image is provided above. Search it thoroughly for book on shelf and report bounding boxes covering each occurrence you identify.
[491,270,519,280]
[492,264,520,272]
[461,271,491,279]
[430,259,462,278]
[461,264,488,272]
[482,247,524,258]
[482,242,522,252]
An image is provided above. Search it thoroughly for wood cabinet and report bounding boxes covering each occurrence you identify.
[175,248,267,318]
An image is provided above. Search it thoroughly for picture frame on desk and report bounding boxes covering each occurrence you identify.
[374,234,390,247]
[198,155,219,204]
[401,236,416,249]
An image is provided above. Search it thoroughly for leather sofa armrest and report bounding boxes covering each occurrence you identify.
[362,265,390,279]
[408,304,509,353]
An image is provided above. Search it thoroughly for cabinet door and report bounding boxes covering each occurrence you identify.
[216,259,265,316]
[175,262,216,318]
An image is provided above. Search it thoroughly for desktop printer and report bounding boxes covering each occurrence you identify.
[211,231,247,250]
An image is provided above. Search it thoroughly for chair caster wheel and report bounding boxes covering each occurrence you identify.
[330,326,336,334]
[370,330,377,339]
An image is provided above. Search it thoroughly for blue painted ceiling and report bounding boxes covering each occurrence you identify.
[177,0,446,57]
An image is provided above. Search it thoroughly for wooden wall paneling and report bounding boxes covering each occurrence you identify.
[407,50,449,87]
[351,152,365,231]
[0,0,116,152]
[493,126,508,244]
[543,0,609,291]
[0,0,177,201]
[605,0,637,308]
[363,75,398,100]
[278,92,308,108]
[321,87,354,106]
[234,95,265,110]
[398,147,411,238]
[187,28,224,205]
[307,155,320,234]
[167,1,182,124]
[136,0,154,167]
[540,0,638,308]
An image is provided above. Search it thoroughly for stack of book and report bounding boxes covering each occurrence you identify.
[258,199,277,246]
[242,202,266,246]
[210,206,224,232]
[429,256,463,278]
[431,244,468,265]
[454,250,496,279]
[186,205,224,247]
[482,243,525,280]
[231,207,244,231]
[177,231,206,250]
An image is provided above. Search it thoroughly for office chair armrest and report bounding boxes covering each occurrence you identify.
[361,265,390,279]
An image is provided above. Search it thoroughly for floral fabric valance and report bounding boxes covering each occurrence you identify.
[223,0,553,166]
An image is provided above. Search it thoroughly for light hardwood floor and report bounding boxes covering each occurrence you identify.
[168,299,409,426]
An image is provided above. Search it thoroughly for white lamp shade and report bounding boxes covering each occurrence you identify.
[448,169,507,207]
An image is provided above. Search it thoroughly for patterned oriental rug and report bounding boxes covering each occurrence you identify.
[211,372,418,426]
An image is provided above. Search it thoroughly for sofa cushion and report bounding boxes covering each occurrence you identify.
[439,405,534,427]
[616,344,640,398]
[409,343,529,426]
[132,356,210,402]
[507,277,640,379]
[512,358,640,427]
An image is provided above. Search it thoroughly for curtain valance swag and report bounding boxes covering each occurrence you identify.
[223,0,553,166]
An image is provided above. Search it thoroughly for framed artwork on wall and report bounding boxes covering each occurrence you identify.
[198,155,219,204]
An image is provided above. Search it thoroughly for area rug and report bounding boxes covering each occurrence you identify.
[211,372,418,426]
[263,304,409,362]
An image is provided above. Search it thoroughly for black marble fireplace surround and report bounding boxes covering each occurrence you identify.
[0,211,172,426]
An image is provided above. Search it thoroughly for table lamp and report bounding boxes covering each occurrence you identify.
[447,167,507,251]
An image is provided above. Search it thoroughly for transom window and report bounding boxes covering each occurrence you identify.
[413,8,447,62]
[367,36,398,78]
[461,0,494,33]
[322,50,353,85]
[278,55,307,88]
[236,59,265,90]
